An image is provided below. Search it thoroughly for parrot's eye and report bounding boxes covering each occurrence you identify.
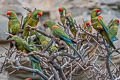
[42,23,46,27]
[38,12,43,16]
[96,9,101,12]
[116,19,119,23]
[86,22,90,26]
[7,11,11,15]
[58,8,62,12]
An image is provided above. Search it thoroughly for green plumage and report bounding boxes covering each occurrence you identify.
[43,20,83,60]
[66,12,77,37]
[8,11,20,35]
[81,20,92,38]
[39,34,57,52]
[107,19,119,41]
[58,7,67,25]
[22,12,32,29]
[22,9,42,39]
[91,9,116,49]
[10,36,42,75]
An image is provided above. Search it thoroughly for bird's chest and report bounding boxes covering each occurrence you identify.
[97,22,103,30]
[15,43,24,51]
[9,20,14,27]
[27,18,40,27]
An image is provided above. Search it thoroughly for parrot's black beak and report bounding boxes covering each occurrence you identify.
[11,40,15,45]
[7,15,10,19]
[96,12,101,16]
[59,11,62,15]
[87,25,91,27]
[36,14,40,19]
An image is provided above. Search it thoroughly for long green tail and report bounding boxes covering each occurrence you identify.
[32,61,42,76]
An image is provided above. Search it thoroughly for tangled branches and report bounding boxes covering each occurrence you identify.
[2,8,120,80]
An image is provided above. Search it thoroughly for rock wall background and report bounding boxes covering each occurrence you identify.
[0,0,120,80]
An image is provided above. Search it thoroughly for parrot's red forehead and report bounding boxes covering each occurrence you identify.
[42,23,46,27]
[38,12,43,16]
[58,8,62,12]
[86,21,90,25]
[116,19,119,23]
[7,11,11,15]
[27,78,32,80]
[96,9,101,12]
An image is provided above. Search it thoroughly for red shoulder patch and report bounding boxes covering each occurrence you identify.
[51,25,59,29]
[98,16,102,20]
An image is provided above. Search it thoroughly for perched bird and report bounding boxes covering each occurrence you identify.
[33,32,57,52]
[81,20,93,38]
[107,19,119,41]
[66,12,77,38]
[9,36,42,76]
[24,78,32,80]
[43,20,83,60]
[22,12,32,29]
[22,9,43,39]
[91,9,116,49]
[39,34,57,52]
[58,7,67,25]
[6,11,20,48]
[7,11,20,35]
[83,20,93,34]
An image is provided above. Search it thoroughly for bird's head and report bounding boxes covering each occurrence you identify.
[42,20,56,28]
[9,36,19,45]
[36,10,43,19]
[85,21,91,27]
[6,11,16,19]
[115,19,119,25]
[58,7,66,15]
[91,8,101,17]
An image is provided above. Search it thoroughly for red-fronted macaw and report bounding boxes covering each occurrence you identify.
[22,9,43,39]
[81,20,93,38]
[107,19,119,41]
[7,11,20,35]
[43,20,83,60]
[58,7,67,25]
[66,12,77,37]
[9,36,42,76]
[91,9,116,49]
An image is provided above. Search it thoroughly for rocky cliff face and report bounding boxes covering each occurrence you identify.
[0,0,120,80]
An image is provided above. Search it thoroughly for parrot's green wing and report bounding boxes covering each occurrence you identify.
[98,17,116,49]
[98,16,108,33]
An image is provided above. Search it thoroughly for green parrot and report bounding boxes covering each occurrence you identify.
[7,11,20,35]
[91,9,116,49]
[24,78,32,80]
[43,20,83,60]
[107,19,119,41]
[33,32,57,52]
[58,7,67,25]
[66,12,77,38]
[39,34,57,52]
[7,11,21,48]
[81,20,93,38]
[22,9,43,39]
[22,12,32,29]
[9,36,42,76]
